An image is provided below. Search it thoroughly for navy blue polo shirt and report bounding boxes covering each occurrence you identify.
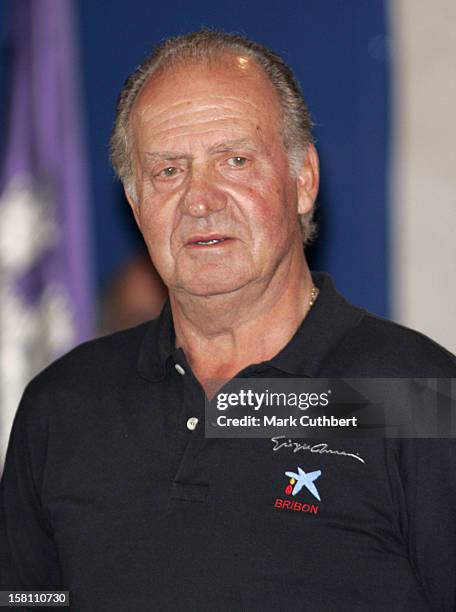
[1,272,455,611]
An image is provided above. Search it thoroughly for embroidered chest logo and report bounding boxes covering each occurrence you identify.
[274,467,322,515]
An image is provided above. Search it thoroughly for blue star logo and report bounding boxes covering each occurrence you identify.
[285,467,322,501]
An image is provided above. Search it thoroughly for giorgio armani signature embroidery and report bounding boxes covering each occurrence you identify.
[271,436,365,464]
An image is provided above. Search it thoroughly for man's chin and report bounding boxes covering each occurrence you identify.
[174,276,249,299]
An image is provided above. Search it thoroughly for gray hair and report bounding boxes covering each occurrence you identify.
[110,29,317,243]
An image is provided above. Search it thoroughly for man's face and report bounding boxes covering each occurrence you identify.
[128,55,316,297]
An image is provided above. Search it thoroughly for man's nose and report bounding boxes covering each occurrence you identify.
[180,168,227,218]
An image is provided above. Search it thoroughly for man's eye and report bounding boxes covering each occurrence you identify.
[227,156,248,167]
[157,167,179,178]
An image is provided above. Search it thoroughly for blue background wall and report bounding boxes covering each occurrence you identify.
[3,0,390,316]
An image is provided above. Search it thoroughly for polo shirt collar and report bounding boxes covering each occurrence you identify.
[263,272,364,377]
[138,299,176,381]
[137,271,364,381]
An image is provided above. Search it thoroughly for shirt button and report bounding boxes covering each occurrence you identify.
[187,417,199,431]
[175,363,186,375]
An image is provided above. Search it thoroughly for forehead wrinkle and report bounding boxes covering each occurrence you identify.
[147,114,252,134]
[139,92,264,114]
[156,115,256,130]
[143,118,265,147]
[138,95,266,128]
[145,128,263,147]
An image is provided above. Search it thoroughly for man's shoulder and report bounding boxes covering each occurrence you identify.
[22,321,153,412]
[329,306,456,376]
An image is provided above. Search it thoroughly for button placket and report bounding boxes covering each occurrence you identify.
[168,360,211,503]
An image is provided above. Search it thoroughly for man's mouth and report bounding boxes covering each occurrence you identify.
[186,235,231,247]
[194,238,225,246]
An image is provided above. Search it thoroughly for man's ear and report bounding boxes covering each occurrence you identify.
[125,188,141,229]
[296,143,320,215]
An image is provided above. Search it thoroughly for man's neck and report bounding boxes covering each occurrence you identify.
[169,251,314,392]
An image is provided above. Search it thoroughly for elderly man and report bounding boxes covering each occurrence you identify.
[1,30,455,611]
